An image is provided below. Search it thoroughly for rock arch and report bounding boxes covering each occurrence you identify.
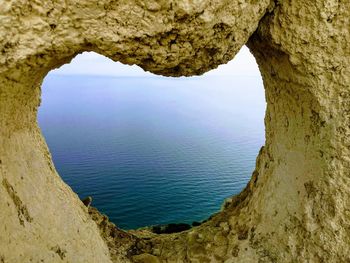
[0,0,349,262]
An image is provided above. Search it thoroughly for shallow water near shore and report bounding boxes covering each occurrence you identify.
[38,75,265,230]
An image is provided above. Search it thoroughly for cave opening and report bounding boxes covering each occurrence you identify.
[38,46,265,231]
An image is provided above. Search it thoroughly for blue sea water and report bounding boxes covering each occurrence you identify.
[38,74,265,230]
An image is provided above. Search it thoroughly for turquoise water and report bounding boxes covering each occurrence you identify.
[38,75,265,229]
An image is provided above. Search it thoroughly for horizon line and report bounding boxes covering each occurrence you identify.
[48,72,261,78]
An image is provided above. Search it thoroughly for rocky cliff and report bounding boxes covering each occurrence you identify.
[0,0,349,262]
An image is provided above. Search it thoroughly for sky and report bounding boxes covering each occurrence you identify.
[51,46,260,77]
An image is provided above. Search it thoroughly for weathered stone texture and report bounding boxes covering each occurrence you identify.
[0,0,349,262]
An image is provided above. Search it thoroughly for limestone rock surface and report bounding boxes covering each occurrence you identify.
[0,0,349,262]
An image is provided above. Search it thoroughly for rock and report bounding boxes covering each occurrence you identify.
[151,223,191,234]
[192,221,202,227]
[82,196,92,208]
[132,253,160,263]
[0,0,349,262]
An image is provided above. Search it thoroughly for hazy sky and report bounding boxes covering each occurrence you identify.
[51,46,260,77]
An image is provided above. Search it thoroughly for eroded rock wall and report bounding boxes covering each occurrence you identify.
[0,0,270,262]
[0,0,349,262]
[247,0,350,260]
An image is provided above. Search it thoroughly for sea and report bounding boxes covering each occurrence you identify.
[38,74,265,229]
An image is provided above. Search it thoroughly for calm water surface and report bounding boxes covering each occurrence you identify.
[38,75,265,229]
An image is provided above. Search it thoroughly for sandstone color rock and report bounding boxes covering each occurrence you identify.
[0,0,349,262]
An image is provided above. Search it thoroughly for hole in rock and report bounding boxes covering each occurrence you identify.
[38,46,265,230]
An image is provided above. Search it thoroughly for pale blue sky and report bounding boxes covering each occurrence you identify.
[51,46,260,77]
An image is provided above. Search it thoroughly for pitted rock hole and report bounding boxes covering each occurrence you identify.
[38,47,265,231]
[1,0,349,261]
